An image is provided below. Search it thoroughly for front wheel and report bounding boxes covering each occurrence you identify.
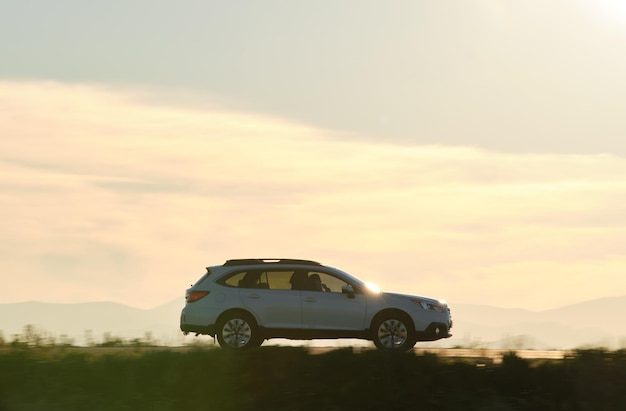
[372,314,416,351]
[216,312,262,349]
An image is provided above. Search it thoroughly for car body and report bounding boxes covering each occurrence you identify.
[180,258,452,350]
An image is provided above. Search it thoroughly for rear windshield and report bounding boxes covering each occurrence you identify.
[193,268,212,286]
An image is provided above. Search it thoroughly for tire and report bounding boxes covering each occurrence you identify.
[372,313,416,351]
[216,312,262,349]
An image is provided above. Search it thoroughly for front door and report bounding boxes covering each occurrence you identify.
[300,271,367,330]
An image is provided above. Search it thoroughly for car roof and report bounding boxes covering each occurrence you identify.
[204,259,324,277]
[222,258,322,267]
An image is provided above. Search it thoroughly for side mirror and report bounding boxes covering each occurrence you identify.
[341,285,355,299]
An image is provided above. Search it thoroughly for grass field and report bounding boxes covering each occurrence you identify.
[1,343,625,411]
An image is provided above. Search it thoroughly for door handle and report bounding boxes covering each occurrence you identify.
[246,294,260,299]
[304,297,317,303]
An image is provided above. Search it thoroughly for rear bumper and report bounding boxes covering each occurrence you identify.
[180,323,215,336]
[180,307,217,336]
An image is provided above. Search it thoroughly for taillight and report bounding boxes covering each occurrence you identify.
[186,290,209,303]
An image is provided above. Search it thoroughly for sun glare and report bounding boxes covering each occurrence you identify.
[365,282,381,294]
[584,0,626,32]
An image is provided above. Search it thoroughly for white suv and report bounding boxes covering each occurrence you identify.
[180,258,452,351]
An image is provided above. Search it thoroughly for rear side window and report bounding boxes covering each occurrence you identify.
[262,271,293,290]
[221,271,247,287]
[219,270,295,290]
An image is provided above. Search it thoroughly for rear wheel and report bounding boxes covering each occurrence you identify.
[372,313,416,351]
[216,312,262,349]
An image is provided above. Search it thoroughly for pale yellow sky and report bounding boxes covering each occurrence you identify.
[2,1,626,312]
[2,81,625,310]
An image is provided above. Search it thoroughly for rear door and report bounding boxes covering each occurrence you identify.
[236,270,302,329]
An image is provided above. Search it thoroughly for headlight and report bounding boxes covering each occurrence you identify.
[412,299,446,312]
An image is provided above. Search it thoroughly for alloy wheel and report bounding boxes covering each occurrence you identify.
[377,319,408,349]
[221,318,252,348]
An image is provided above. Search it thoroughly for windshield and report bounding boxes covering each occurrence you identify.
[328,267,363,286]
[332,267,382,294]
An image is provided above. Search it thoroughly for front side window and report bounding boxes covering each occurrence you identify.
[305,271,352,293]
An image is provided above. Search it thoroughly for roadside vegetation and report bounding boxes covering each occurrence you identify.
[1,326,625,410]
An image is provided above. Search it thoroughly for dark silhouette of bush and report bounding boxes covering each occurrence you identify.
[0,347,624,410]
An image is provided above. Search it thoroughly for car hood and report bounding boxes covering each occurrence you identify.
[382,292,444,305]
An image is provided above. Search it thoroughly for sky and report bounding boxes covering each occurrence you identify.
[1,0,626,311]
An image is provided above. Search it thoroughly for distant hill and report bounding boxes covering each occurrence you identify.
[1,296,624,349]
[0,300,190,346]
[445,296,626,350]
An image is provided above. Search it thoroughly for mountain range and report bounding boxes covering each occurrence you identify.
[1,296,624,350]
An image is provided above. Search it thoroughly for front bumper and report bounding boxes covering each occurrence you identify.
[415,322,453,342]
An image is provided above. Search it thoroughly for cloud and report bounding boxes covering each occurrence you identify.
[1,81,625,309]
[3,2,626,155]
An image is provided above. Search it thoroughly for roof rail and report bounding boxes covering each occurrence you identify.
[223,258,321,266]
